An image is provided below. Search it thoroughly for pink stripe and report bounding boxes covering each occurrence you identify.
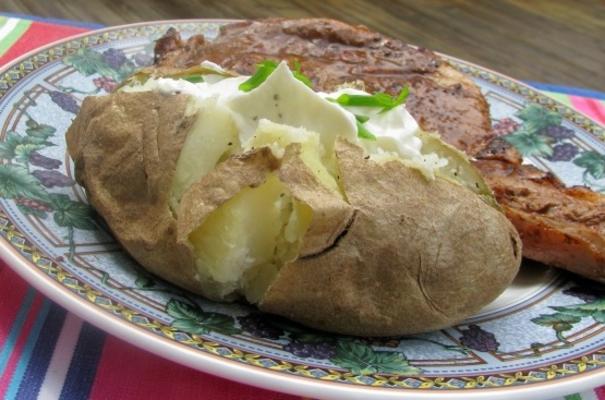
[0,293,43,396]
[596,385,605,400]
[569,95,605,124]
[89,336,299,400]
[0,266,28,349]
[0,22,86,66]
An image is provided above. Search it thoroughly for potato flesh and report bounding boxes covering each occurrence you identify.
[189,174,312,301]
[175,99,497,303]
[246,120,341,196]
[418,131,499,209]
[170,99,238,207]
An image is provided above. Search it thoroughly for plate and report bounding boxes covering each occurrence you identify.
[0,20,604,400]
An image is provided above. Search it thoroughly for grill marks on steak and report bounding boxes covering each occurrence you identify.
[153,18,605,280]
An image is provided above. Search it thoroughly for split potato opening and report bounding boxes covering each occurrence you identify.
[171,96,501,305]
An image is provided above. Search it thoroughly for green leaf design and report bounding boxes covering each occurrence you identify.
[198,312,241,335]
[64,48,136,81]
[15,143,44,164]
[504,129,553,157]
[49,193,97,230]
[135,275,155,289]
[593,311,605,324]
[0,132,25,160]
[0,164,49,201]
[166,298,205,320]
[25,119,56,139]
[551,299,605,314]
[549,306,594,318]
[574,151,605,180]
[515,104,562,132]
[172,318,208,335]
[533,299,605,342]
[371,351,421,375]
[63,48,108,76]
[166,299,241,335]
[330,341,420,376]
[0,130,53,161]
[531,312,581,332]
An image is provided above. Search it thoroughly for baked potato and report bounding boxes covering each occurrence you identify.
[66,61,521,336]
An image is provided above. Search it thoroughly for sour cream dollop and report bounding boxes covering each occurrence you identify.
[124,61,446,176]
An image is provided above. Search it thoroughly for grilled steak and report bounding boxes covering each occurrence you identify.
[153,18,605,281]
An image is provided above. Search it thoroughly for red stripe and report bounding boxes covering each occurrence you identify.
[0,21,87,67]
[0,266,29,349]
[569,95,605,125]
[596,385,605,400]
[89,336,300,400]
[0,293,43,395]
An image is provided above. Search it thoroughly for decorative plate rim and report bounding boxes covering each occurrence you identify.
[0,19,604,400]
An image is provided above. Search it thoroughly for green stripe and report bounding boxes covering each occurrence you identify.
[543,90,572,107]
[564,394,582,400]
[0,19,32,57]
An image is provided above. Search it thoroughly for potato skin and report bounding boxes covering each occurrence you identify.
[259,139,522,336]
[66,91,204,293]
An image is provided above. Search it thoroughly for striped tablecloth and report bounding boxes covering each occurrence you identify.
[0,13,604,400]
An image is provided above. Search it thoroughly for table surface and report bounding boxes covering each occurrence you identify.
[1,0,604,92]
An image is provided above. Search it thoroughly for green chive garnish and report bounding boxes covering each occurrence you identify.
[181,75,204,83]
[335,87,409,113]
[239,60,314,92]
[239,60,279,92]
[354,114,370,123]
[292,60,313,88]
[356,121,377,140]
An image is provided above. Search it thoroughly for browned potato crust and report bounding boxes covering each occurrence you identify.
[67,91,201,293]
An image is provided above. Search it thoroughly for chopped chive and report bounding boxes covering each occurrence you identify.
[335,86,409,112]
[380,86,409,113]
[292,60,313,88]
[181,75,204,83]
[354,114,370,123]
[356,121,377,140]
[336,93,387,108]
[239,60,279,92]
[239,59,313,92]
